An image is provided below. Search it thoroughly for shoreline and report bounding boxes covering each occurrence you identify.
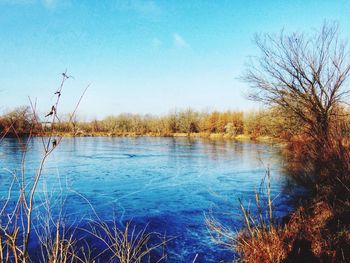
[37,131,278,142]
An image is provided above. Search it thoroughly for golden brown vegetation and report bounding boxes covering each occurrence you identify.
[0,107,304,140]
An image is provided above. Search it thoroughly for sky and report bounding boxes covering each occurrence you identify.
[0,0,350,119]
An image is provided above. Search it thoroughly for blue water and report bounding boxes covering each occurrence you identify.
[0,137,299,262]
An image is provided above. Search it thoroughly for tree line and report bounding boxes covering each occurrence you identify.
[1,106,323,139]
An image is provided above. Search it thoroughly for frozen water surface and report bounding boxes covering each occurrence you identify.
[0,137,300,262]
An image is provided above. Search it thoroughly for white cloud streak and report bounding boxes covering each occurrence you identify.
[42,0,57,8]
[152,37,162,48]
[173,33,190,49]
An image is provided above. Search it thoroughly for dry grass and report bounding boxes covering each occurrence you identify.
[82,221,168,263]
[232,201,334,262]
[207,164,350,263]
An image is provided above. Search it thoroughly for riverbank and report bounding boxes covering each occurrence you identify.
[40,131,276,142]
[233,191,350,262]
[218,135,350,262]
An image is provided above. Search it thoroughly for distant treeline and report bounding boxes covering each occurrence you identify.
[0,106,315,139]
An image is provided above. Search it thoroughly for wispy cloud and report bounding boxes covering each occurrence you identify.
[115,0,161,14]
[173,33,190,49]
[42,0,57,8]
[152,37,162,48]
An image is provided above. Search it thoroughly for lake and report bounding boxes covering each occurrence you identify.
[0,137,299,262]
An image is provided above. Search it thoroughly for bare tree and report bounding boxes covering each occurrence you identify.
[0,106,33,136]
[243,23,350,143]
[178,108,199,136]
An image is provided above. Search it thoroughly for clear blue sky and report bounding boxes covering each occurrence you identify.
[1,0,349,119]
